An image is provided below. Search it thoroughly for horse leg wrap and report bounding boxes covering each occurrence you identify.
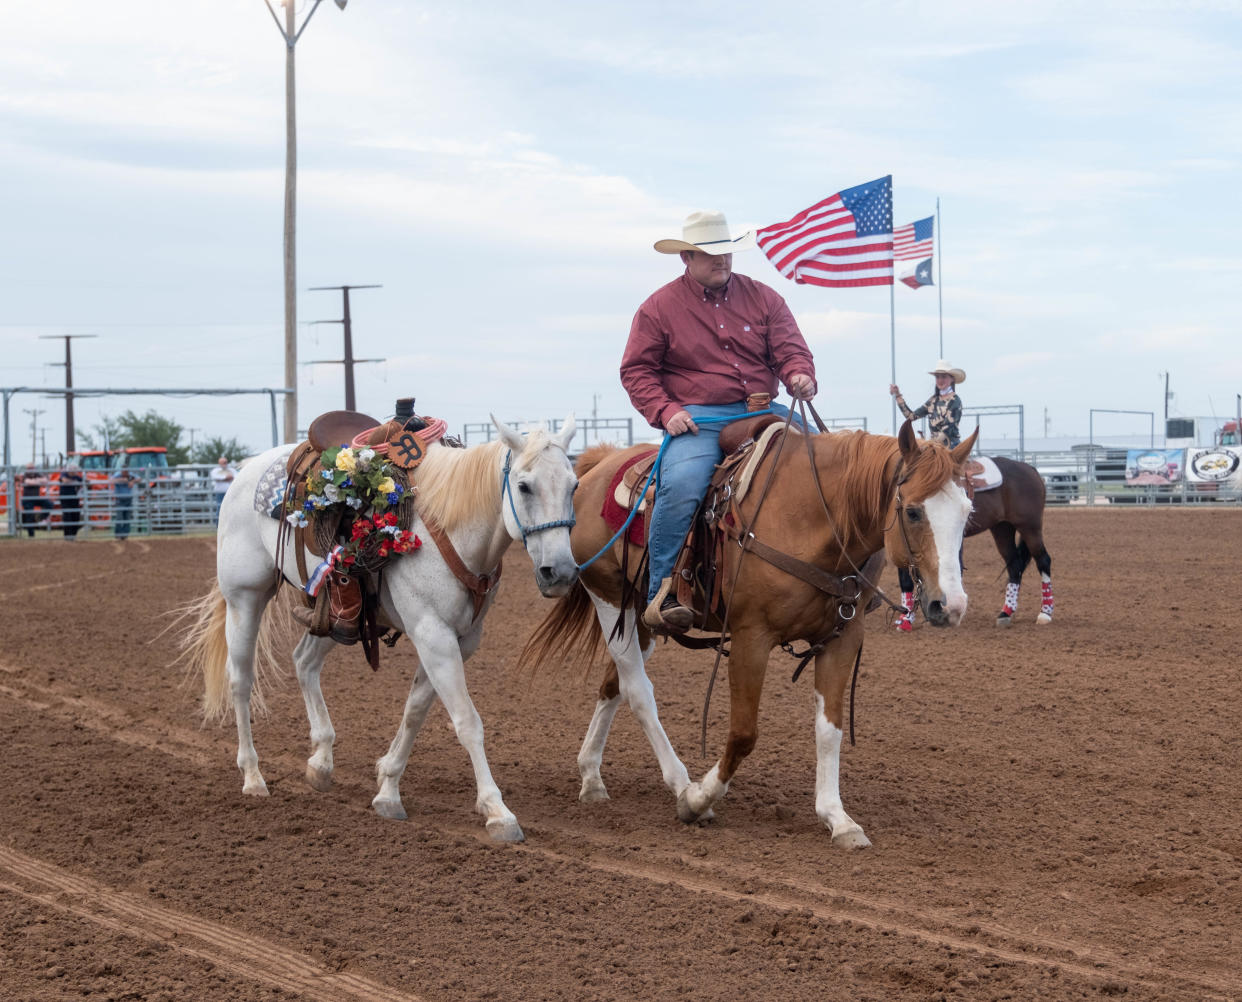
[1040,580,1054,616]
[900,591,915,619]
[1001,582,1020,617]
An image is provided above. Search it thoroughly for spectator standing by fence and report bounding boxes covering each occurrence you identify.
[58,462,85,541]
[211,456,236,524]
[111,469,138,541]
[19,464,52,538]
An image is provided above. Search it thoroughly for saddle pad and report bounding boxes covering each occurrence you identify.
[734,422,800,506]
[965,456,1003,491]
[602,448,658,546]
[255,455,289,519]
[613,453,658,512]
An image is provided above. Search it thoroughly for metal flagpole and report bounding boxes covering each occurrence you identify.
[936,196,944,358]
[890,281,897,434]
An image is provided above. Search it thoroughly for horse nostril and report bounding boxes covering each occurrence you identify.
[538,566,555,583]
[927,600,944,619]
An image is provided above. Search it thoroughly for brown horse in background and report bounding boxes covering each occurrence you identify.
[521,420,978,848]
[964,457,1054,626]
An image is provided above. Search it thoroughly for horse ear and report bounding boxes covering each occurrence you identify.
[897,419,919,460]
[490,414,525,453]
[950,426,979,465]
[555,414,576,452]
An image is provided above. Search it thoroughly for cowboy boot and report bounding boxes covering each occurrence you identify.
[327,574,362,644]
[642,576,694,635]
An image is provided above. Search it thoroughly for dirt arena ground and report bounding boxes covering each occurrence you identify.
[1,506,1240,1001]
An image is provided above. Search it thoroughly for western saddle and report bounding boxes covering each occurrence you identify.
[278,398,449,668]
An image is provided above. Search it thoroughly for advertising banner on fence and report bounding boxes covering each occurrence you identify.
[1185,447,1241,484]
[1125,449,1184,486]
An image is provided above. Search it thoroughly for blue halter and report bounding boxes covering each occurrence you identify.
[502,449,576,548]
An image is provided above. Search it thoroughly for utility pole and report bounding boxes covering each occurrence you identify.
[309,284,384,411]
[23,408,45,465]
[39,333,97,454]
[262,0,350,442]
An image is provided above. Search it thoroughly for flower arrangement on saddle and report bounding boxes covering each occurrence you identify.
[286,444,421,570]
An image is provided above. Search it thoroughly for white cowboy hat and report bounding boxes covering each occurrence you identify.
[928,359,966,384]
[654,210,756,255]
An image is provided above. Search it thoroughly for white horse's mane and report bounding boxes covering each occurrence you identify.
[411,428,556,532]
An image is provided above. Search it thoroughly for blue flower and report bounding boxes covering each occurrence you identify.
[342,477,353,488]
[303,500,314,511]
[321,469,333,481]
[387,492,400,505]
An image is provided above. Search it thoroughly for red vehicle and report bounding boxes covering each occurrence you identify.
[110,446,170,480]
[1217,420,1240,447]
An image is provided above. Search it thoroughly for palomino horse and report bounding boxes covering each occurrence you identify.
[521,419,978,848]
[181,416,578,842]
[964,457,1054,626]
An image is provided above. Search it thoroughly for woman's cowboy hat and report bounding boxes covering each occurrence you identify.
[928,359,966,384]
[654,210,756,255]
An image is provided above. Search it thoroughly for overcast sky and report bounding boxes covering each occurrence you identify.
[3,0,1240,461]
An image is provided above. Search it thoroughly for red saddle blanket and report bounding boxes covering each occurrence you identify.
[601,448,658,545]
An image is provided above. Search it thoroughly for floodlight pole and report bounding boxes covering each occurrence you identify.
[263,0,346,442]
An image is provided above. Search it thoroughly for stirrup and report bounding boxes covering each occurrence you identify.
[642,577,693,635]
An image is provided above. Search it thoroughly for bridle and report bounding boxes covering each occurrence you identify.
[501,448,576,550]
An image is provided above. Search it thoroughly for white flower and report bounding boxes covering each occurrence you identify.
[286,511,308,527]
[323,483,341,502]
[357,448,376,471]
[346,496,364,510]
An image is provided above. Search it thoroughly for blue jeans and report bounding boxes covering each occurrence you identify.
[646,401,807,602]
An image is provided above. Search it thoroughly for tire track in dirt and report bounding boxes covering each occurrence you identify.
[0,848,423,1002]
[0,568,125,601]
[3,673,1237,1002]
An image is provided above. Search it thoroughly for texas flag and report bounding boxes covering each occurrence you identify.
[900,257,934,289]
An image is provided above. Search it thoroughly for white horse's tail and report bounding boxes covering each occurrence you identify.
[174,581,294,723]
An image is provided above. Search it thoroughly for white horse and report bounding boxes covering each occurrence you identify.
[181,415,578,842]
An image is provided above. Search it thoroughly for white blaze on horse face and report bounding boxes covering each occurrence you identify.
[922,481,972,624]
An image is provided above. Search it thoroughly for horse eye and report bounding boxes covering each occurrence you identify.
[905,506,923,523]
[518,481,533,496]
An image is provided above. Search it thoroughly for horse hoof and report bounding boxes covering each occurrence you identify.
[305,765,333,792]
[677,787,711,824]
[995,614,1013,628]
[485,817,526,843]
[372,799,408,821]
[1036,612,1052,625]
[832,829,872,850]
[242,780,269,797]
[578,780,610,804]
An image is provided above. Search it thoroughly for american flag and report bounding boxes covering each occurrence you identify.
[755,176,893,288]
[894,215,934,261]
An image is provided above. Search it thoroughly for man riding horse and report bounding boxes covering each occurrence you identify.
[620,209,818,634]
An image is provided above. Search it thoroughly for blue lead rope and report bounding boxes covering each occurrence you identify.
[575,409,775,572]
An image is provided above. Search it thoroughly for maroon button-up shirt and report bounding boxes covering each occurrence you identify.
[620,270,817,429]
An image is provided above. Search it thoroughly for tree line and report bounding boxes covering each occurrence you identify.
[77,410,250,466]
